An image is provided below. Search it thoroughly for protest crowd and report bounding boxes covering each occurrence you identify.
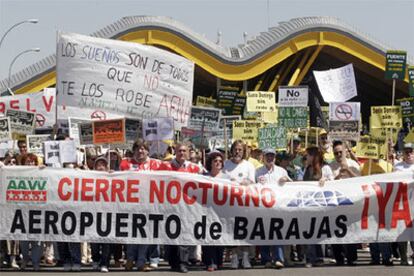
[0,131,413,272]
[0,31,413,273]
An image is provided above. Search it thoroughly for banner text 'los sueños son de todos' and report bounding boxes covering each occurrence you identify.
[56,32,195,129]
[0,167,413,245]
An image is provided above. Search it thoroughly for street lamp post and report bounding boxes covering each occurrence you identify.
[7,48,40,95]
[0,19,39,49]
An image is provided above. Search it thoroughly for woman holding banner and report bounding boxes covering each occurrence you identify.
[302,147,334,268]
[202,151,228,271]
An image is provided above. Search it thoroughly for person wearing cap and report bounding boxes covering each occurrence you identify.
[392,142,414,266]
[290,136,304,168]
[90,156,111,273]
[246,141,263,169]
[255,148,290,269]
[329,141,360,266]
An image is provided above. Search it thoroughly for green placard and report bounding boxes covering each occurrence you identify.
[397,97,414,124]
[278,107,308,128]
[385,50,407,80]
[409,66,414,97]
[258,126,287,149]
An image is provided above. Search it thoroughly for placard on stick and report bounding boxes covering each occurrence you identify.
[92,118,126,145]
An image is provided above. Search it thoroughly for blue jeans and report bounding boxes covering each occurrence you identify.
[370,243,391,264]
[127,244,148,268]
[146,244,160,264]
[305,244,323,264]
[260,245,284,263]
[20,241,42,268]
[58,242,81,265]
[91,243,110,267]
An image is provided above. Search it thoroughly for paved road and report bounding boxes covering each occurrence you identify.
[1,250,413,276]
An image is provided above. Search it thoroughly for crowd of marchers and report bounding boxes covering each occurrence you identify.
[0,130,413,272]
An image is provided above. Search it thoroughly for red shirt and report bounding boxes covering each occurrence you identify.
[160,159,200,173]
[119,158,163,171]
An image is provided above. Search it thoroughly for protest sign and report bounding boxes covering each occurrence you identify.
[59,140,77,164]
[56,32,194,129]
[188,107,221,131]
[233,94,246,116]
[1,167,414,245]
[6,109,35,140]
[397,97,414,125]
[409,66,414,97]
[26,135,50,157]
[355,142,379,159]
[278,107,308,128]
[196,96,216,107]
[385,51,407,80]
[370,128,398,142]
[328,120,360,141]
[44,141,60,165]
[0,141,14,158]
[0,89,56,128]
[92,118,126,145]
[260,109,278,124]
[232,120,264,143]
[0,117,12,142]
[181,127,209,148]
[278,86,308,107]
[142,117,174,141]
[329,102,360,121]
[309,94,328,129]
[370,106,402,129]
[216,90,238,115]
[246,91,276,112]
[125,118,142,142]
[258,126,287,149]
[68,117,91,146]
[79,122,93,145]
[313,64,357,103]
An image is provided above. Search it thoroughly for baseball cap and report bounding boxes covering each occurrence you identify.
[263,148,276,155]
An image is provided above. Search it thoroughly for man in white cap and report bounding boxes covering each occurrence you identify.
[393,143,414,265]
[255,148,291,269]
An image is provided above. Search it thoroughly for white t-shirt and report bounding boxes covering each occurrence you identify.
[302,164,334,181]
[393,161,414,172]
[223,159,256,185]
[255,164,290,185]
[330,158,361,179]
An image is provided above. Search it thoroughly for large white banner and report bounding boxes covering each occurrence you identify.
[1,167,413,245]
[56,32,195,129]
[313,64,357,103]
[0,89,56,128]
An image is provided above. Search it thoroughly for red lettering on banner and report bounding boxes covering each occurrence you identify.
[261,188,276,208]
[26,98,36,112]
[0,103,4,113]
[245,186,260,207]
[156,94,191,123]
[391,183,412,228]
[183,181,197,204]
[213,184,228,206]
[150,180,165,203]
[372,183,393,229]
[10,100,19,109]
[199,182,212,204]
[361,184,370,229]
[126,180,140,203]
[230,186,244,206]
[167,181,181,204]
[43,95,54,112]
[95,179,110,202]
[74,178,79,201]
[111,179,125,202]
[58,177,72,200]
[81,178,94,201]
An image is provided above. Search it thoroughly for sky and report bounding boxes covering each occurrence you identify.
[0,0,413,82]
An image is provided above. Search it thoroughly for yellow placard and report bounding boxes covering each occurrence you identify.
[196,96,216,107]
[260,105,278,123]
[246,91,276,112]
[370,106,402,129]
[356,142,379,159]
[232,120,265,143]
[404,128,414,143]
[370,128,399,142]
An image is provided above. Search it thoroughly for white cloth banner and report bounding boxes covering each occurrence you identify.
[0,89,56,128]
[56,32,194,129]
[1,167,413,245]
[313,64,357,103]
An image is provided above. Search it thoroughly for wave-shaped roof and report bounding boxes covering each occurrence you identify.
[1,15,411,94]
